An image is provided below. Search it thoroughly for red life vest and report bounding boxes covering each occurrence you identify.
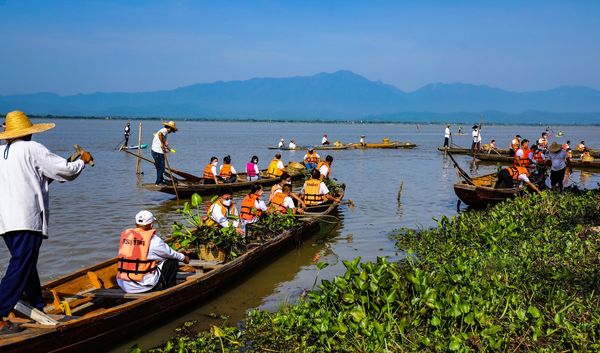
[220,164,232,178]
[270,192,288,214]
[117,228,157,282]
[303,179,324,205]
[506,166,529,180]
[203,164,215,179]
[240,194,261,221]
[513,148,532,167]
[317,161,331,178]
[246,163,257,177]
[533,151,544,164]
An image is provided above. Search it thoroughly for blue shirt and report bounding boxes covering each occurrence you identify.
[548,150,567,171]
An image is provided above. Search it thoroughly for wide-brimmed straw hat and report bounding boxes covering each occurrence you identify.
[0,111,55,140]
[550,141,562,153]
[162,120,178,132]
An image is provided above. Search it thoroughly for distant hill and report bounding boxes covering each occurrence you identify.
[1,70,599,123]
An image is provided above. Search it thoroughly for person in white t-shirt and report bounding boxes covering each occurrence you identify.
[321,134,330,145]
[471,125,482,153]
[443,124,451,148]
[300,169,341,206]
[269,184,303,214]
[289,139,297,149]
[151,121,177,185]
[278,138,285,148]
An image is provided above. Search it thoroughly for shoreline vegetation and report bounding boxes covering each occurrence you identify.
[139,191,599,352]
[20,114,600,126]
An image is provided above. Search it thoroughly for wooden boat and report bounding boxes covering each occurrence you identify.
[142,164,307,197]
[438,146,599,158]
[0,190,344,353]
[454,172,523,209]
[464,152,600,171]
[268,145,349,151]
[349,140,416,149]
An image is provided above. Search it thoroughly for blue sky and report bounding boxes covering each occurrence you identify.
[0,0,599,95]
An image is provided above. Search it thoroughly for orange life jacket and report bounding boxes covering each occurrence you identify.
[513,148,532,167]
[566,149,572,159]
[269,183,282,201]
[220,164,232,178]
[317,161,331,178]
[270,192,288,214]
[204,199,236,227]
[267,159,283,177]
[506,166,529,180]
[240,194,262,221]
[304,152,319,164]
[533,151,544,164]
[117,228,157,282]
[203,164,215,179]
[511,138,520,150]
[303,178,324,205]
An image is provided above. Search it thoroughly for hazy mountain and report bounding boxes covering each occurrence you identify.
[1,71,599,123]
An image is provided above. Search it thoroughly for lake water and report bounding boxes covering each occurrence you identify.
[1,119,599,352]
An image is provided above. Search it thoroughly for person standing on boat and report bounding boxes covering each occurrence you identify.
[471,125,482,153]
[443,124,451,148]
[246,155,260,182]
[205,187,244,235]
[218,155,237,183]
[303,148,320,171]
[116,211,189,294]
[509,134,521,157]
[494,166,541,194]
[300,169,341,206]
[151,121,177,186]
[317,155,333,180]
[267,153,286,178]
[123,122,131,147]
[359,135,366,147]
[0,111,92,334]
[548,142,570,192]
[321,134,330,145]
[203,156,220,184]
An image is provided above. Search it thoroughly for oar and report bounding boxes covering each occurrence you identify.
[163,151,180,200]
[447,152,475,185]
[121,149,202,182]
[303,199,354,210]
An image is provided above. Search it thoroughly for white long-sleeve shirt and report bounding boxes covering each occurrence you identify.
[210,202,239,228]
[117,233,185,293]
[0,140,85,237]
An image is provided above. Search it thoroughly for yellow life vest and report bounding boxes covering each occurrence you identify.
[204,199,236,227]
[267,158,283,177]
[303,179,324,205]
[117,228,157,282]
[317,161,331,178]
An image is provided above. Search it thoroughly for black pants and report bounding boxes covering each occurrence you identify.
[219,175,238,183]
[495,169,514,189]
[550,168,566,189]
[509,149,515,157]
[443,137,449,147]
[151,151,165,184]
[152,259,179,291]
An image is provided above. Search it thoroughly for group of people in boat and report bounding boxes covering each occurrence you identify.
[442,124,482,152]
[277,134,330,149]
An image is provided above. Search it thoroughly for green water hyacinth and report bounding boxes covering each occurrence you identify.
[144,191,599,352]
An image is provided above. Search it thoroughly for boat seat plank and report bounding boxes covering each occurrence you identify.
[84,288,152,299]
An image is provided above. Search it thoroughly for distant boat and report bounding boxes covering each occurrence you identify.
[120,144,147,150]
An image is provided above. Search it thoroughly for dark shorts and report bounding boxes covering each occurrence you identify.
[495,169,514,189]
[550,168,566,186]
[443,137,449,147]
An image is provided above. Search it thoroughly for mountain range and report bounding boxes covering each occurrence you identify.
[1,70,599,123]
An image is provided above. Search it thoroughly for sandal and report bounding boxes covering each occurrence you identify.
[0,321,24,335]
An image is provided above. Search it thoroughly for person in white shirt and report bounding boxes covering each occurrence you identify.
[218,155,238,183]
[151,121,177,185]
[318,155,333,180]
[206,187,244,235]
[240,184,268,228]
[116,211,189,294]
[471,125,482,153]
[269,184,302,214]
[300,169,341,206]
[321,134,330,145]
[289,139,297,149]
[443,124,451,148]
[123,122,131,147]
[278,138,285,148]
[0,111,92,334]
[359,135,366,147]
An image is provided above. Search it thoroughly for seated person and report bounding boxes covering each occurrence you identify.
[240,184,268,227]
[203,156,220,184]
[289,139,297,149]
[267,153,286,177]
[269,184,302,214]
[116,210,190,294]
[205,187,244,235]
[494,166,541,194]
[219,155,238,183]
[581,148,594,162]
[317,155,333,180]
[300,169,342,206]
[246,155,260,182]
[321,134,330,145]
[270,172,307,208]
[303,148,320,170]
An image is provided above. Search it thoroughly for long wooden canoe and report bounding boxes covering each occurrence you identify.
[349,141,416,149]
[438,146,599,158]
[454,172,524,209]
[142,165,306,197]
[268,145,349,150]
[0,191,344,353]
[467,153,600,170]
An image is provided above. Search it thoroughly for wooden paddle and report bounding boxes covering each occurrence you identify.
[121,149,202,182]
[447,152,475,185]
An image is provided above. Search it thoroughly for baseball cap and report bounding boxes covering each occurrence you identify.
[135,210,156,225]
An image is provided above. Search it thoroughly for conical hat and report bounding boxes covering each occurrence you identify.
[0,111,55,140]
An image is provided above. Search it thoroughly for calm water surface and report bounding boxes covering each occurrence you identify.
[1,119,598,352]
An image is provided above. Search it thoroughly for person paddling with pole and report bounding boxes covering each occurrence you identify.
[151,121,177,186]
[0,111,93,334]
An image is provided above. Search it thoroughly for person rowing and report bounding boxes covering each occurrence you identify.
[203,156,220,184]
[494,166,541,194]
[0,111,93,335]
[151,120,177,186]
[218,155,237,183]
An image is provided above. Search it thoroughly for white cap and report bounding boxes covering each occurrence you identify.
[280,138,284,141]
[135,210,156,225]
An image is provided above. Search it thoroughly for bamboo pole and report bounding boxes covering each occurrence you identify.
[164,152,180,200]
[136,122,143,174]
